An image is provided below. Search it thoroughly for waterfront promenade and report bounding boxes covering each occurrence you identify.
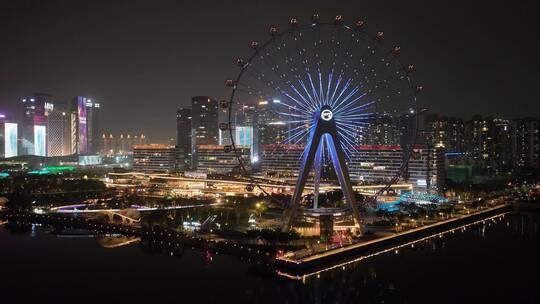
[276,204,512,273]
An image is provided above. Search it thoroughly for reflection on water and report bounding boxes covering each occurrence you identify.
[1,212,539,303]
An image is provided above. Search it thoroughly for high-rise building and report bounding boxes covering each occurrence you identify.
[191,96,218,168]
[191,96,218,145]
[492,118,512,171]
[132,144,179,173]
[85,99,101,154]
[69,96,100,155]
[70,96,89,154]
[20,93,53,155]
[464,115,495,169]
[425,115,465,152]
[256,100,287,145]
[463,115,515,171]
[176,108,192,169]
[1,114,18,158]
[512,117,540,168]
[47,105,71,157]
[1,121,18,158]
[33,125,46,156]
[0,114,5,158]
[362,113,401,146]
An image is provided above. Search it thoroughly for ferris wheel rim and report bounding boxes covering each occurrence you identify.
[226,16,421,210]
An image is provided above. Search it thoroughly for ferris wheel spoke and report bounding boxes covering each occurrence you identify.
[284,126,311,146]
[334,92,371,114]
[327,74,343,107]
[286,122,312,134]
[334,119,371,130]
[318,69,326,105]
[337,128,359,146]
[278,100,311,116]
[289,82,318,111]
[331,86,362,112]
[329,78,352,108]
[337,134,356,158]
[297,79,318,109]
[279,89,315,113]
[335,122,361,135]
[243,59,314,108]
[324,70,334,105]
[307,72,322,107]
[276,111,308,119]
[283,124,310,142]
[337,113,374,121]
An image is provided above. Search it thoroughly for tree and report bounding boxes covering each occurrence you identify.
[5,186,33,212]
[140,210,168,229]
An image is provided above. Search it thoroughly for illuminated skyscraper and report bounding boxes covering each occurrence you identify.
[70,96,89,154]
[492,118,512,171]
[191,96,218,145]
[47,105,71,156]
[0,115,4,158]
[512,118,540,168]
[464,115,494,169]
[1,114,18,158]
[20,93,53,155]
[176,108,192,169]
[33,125,46,156]
[255,99,287,145]
[425,115,465,152]
[191,96,218,168]
[85,99,101,154]
[362,113,400,146]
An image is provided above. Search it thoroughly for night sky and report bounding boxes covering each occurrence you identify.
[1,0,538,142]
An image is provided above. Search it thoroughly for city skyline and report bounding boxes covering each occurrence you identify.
[1,0,539,142]
[1,3,540,302]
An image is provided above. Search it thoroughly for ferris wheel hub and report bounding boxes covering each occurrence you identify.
[320,109,333,121]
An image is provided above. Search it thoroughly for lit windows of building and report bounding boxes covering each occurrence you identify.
[260,144,304,177]
[132,144,179,173]
[349,145,445,192]
[512,117,540,168]
[196,145,250,174]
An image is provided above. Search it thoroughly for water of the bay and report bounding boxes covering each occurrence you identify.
[0,212,538,303]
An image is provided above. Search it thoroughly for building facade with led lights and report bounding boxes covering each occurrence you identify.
[349,145,445,192]
[132,144,179,173]
[260,144,304,177]
[196,145,250,174]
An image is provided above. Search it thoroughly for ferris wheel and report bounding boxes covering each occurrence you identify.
[224,15,421,232]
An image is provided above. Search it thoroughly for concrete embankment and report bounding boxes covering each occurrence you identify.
[276,204,511,273]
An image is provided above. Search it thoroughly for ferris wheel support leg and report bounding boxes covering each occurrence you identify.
[313,141,324,210]
[325,134,363,236]
[282,130,322,232]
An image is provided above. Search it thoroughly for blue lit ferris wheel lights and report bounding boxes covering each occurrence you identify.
[275,70,374,159]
